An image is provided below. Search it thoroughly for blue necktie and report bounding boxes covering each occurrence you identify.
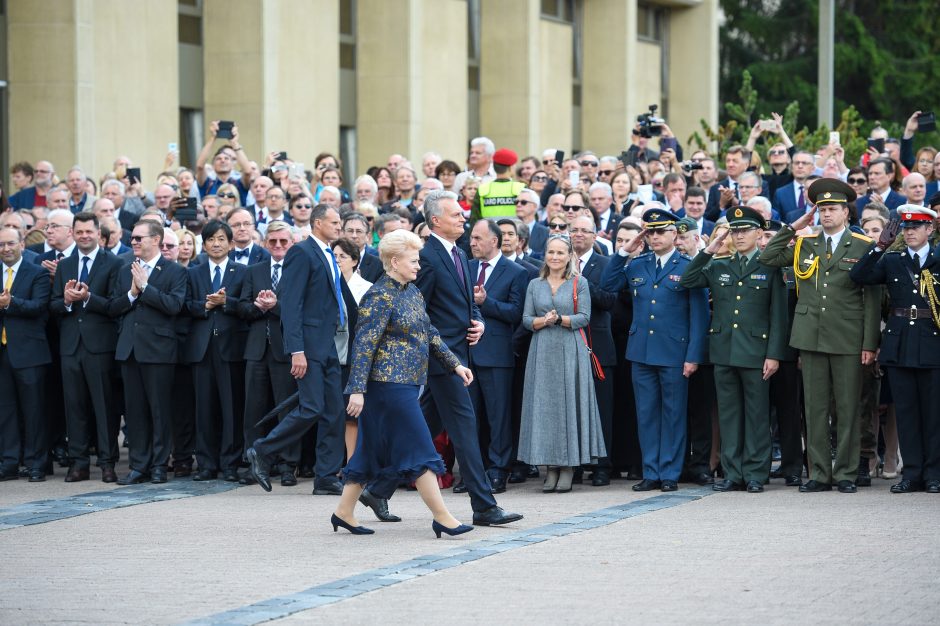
[271,263,280,291]
[212,265,222,292]
[325,248,346,327]
[79,256,90,284]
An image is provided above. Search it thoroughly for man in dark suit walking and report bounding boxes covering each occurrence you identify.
[0,228,52,482]
[49,213,122,483]
[237,222,299,486]
[570,216,619,485]
[412,190,522,525]
[109,220,188,484]
[185,220,249,482]
[467,219,528,493]
[246,205,350,496]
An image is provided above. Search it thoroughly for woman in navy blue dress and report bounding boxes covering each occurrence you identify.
[332,230,474,538]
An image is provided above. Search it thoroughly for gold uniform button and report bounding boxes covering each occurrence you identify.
[823,283,827,287]
[913,289,918,294]
[822,295,826,299]
[825,271,830,275]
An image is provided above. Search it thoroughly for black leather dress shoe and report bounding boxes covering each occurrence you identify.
[890,479,924,493]
[238,471,257,485]
[746,480,764,493]
[488,471,507,494]
[526,465,540,479]
[632,479,661,491]
[925,480,940,493]
[100,465,117,483]
[856,457,872,487]
[689,471,715,485]
[117,470,151,485]
[150,468,168,484]
[784,475,803,487]
[660,480,678,492]
[591,469,611,486]
[221,469,239,482]
[28,469,46,482]
[193,469,217,481]
[799,480,832,492]
[245,447,271,492]
[769,467,783,479]
[65,467,90,482]
[472,505,523,526]
[507,468,528,484]
[359,488,401,522]
[452,480,468,494]
[0,468,19,481]
[312,478,343,495]
[713,479,743,492]
[280,471,297,487]
[837,480,857,493]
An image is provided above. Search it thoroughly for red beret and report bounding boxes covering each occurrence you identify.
[492,148,518,166]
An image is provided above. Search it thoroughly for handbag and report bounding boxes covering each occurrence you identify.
[572,275,605,381]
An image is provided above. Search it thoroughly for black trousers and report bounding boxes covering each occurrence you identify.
[887,366,940,483]
[593,366,616,468]
[120,356,174,472]
[192,337,244,472]
[685,364,715,475]
[0,347,46,472]
[170,364,196,468]
[769,360,803,476]
[61,346,118,468]
[244,347,298,470]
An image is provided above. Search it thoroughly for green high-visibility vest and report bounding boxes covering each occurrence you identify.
[475,179,526,220]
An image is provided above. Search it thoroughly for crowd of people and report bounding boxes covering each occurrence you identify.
[1,108,939,529]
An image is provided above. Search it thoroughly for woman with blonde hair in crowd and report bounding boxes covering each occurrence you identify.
[176,228,198,268]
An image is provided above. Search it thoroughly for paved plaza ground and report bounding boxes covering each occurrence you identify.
[1,461,937,625]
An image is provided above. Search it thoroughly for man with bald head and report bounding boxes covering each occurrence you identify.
[902,172,928,207]
[0,213,39,263]
[247,175,274,224]
[9,160,55,209]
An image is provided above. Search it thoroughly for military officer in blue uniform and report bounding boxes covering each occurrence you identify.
[680,206,789,492]
[601,208,709,492]
[850,205,940,494]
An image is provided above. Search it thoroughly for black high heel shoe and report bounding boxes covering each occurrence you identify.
[432,520,474,538]
[331,513,375,535]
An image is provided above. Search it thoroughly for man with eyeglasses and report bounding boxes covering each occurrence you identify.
[576,152,600,183]
[513,188,548,257]
[108,220,189,484]
[195,121,253,205]
[34,209,77,281]
[225,208,270,266]
[472,149,526,223]
[342,213,383,283]
[9,160,55,210]
[246,176,274,226]
[737,171,764,206]
[0,227,52,482]
[49,212,122,483]
[774,150,817,223]
[597,157,618,183]
[238,222,300,488]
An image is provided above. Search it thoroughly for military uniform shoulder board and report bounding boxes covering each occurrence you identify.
[635,251,653,259]
[885,249,903,254]
[712,253,733,259]
[851,232,874,243]
[797,231,821,241]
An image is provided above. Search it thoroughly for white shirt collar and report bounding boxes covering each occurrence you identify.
[138,254,162,268]
[824,227,846,250]
[79,246,99,265]
[209,257,229,275]
[879,188,891,201]
[908,243,930,263]
[505,252,518,262]
[579,249,594,267]
[3,256,24,275]
[655,249,675,267]
[430,231,456,255]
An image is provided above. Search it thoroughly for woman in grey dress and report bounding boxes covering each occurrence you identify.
[519,234,606,493]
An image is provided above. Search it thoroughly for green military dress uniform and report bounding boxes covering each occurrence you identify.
[681,207,789,488]
[759,180,882,489]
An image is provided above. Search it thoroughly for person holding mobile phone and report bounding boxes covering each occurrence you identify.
[194,120,253,205]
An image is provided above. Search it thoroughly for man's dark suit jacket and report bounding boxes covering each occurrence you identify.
[238,259,289,363]
[0,260,52,368]
[279,237,341,363]
[109,256,188,364]
[579,252,618,367]
[229,243,271,267]
[705,177,770,222]
[183,261,248,363]
[49,249,120,355]
[527,221,549,256]
[357,252,384,284]
[468,256,528,368]
[856,189,907,217]
[415,234,484,375]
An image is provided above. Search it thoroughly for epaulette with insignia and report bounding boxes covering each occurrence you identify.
[851,232,874,243]
[679,253,692,261]
[712,253,733,259]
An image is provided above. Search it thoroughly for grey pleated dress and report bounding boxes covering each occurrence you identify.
[518,276,607,466]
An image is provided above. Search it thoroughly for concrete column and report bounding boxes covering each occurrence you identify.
[7,0,177,183]
[581,0,637,157]
[357,0,467,170]
[203,0,338,169]
[668,0,720,151]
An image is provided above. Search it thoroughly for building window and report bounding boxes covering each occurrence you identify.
[340,0,356,70]
[637,3,665,42]
[541,0,574,22]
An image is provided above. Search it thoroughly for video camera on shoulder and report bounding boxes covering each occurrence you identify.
[681,161,703,172]
[636,104,665,138]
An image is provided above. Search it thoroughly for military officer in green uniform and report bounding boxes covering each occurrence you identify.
[681,206,789,492]
[760,179,882,493]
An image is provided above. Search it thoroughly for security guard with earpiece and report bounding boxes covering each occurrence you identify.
[760,178,881,493]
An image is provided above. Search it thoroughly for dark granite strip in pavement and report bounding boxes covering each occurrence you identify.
[0,481,243,530]
[181,487,714,626]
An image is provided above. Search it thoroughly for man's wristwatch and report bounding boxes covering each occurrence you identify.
[554,316,563,326]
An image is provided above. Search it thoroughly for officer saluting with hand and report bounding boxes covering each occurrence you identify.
[850,205,940,494]
[681,206,789,493]
[760,179,881,493]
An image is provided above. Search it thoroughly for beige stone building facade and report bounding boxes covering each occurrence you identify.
[0,0,718,187]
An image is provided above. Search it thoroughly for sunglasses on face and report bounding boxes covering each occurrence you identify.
[218,192,237,199]
[161,243,177,249]
[515,199,534,206]
[599,170,614,177]
[130,235,152,243]
[562,205,583,212]
[848,177,867,185]
[549,223,568,230]
[531,175,549,183]
[579,160,599,167]
[542,159,554,165]
[768,149,787,156]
